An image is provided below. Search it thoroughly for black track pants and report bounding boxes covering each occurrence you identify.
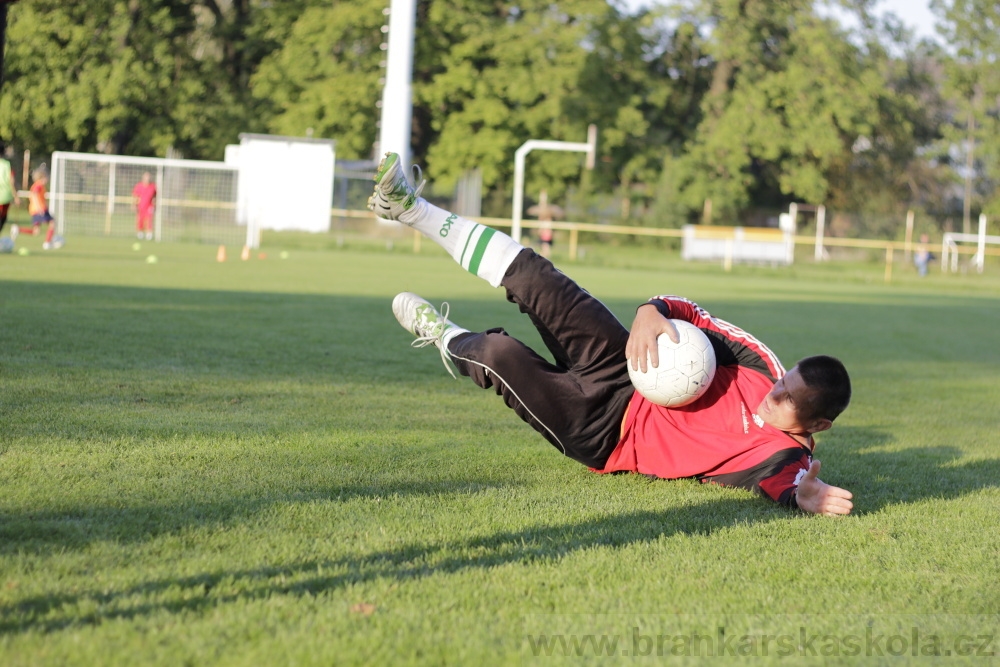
[447,249,635,469]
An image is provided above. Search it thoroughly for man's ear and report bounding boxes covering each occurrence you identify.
[807,418,832,434]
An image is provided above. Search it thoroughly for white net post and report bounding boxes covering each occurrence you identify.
[155,163,164,242]
[105,161,116,236]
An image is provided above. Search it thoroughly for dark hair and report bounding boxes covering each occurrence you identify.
[796,355,851,422]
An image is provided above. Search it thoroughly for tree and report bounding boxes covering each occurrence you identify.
[820,12,952,236]
[0,0,23,97]
[0,0,297,160]
[931,0,1000,229]
[416,0,613,198]
[251,0,386,160]
[664,0,884,221]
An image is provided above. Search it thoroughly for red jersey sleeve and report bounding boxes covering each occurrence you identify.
[644,295,785,382]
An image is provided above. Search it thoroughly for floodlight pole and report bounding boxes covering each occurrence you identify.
[377,0,416,170]
[511,124,596,244]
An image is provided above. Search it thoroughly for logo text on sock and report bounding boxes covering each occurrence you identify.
[440,214,457,237]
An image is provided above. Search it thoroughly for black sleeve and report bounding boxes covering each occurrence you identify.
[699,448,811,509]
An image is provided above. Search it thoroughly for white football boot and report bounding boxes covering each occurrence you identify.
[367,152,426,223]
[392,292,466,378]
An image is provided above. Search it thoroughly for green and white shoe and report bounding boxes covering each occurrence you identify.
[367,152,426,222]
[392,292,464,377]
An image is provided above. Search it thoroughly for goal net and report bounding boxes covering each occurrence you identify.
[50,152,251,247]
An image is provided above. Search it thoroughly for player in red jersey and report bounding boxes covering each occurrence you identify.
[370,152,854,516]
[132,172,157,240]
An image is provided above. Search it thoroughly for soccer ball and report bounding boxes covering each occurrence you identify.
[628,319,717,407]
[0,237,13,253]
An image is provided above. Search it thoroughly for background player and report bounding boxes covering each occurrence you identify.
[132,172,157,240]
[0,141,19,237]
[16,167,57,249]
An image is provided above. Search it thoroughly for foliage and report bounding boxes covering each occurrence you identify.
[931,0,1000,227]
[251,0,386,160]
[2,0,999,235]
[825,23,953,226]
[665,1,885,220]
[0,0,298,160]
[416,0,611,196]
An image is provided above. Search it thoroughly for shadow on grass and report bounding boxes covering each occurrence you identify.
[0,496,771,634]
[821,426,1000,514]
[0,474,523,554]
[3,439,998,634]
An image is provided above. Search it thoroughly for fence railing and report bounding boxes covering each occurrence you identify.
[359,213,998,283]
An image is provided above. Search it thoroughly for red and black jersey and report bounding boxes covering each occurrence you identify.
[596,296,813,509]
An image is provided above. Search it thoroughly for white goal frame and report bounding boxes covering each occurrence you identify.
[941,214,996,274]
[50,152,254,247]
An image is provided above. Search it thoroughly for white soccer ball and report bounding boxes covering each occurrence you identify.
[628,319,717,407]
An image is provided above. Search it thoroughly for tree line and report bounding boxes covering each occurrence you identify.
[2,0,999,235]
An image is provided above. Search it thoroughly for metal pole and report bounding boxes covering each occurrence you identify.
[903,209,914,261]
[511,126,596,244]
[975,213,986,273]
[377,0,416,170]
[105,161,115,235]
[155,163,164,242]
[814,205,826,261]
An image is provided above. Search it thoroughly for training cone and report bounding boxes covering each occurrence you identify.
[216,245,227,262]
[241,245,250,261]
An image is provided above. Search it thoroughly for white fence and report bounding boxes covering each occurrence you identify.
[681,225,795,266]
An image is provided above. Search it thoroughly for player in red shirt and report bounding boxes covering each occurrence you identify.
[132,172,157,240]
[369,152,854,516]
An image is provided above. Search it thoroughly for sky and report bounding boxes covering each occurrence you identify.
[830,0,939,42]
[880,0,938,39]
[623,1,941,43]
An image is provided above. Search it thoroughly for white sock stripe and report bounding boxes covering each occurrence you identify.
[447,351,568,455]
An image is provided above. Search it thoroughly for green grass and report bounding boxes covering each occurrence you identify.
[1,234,999,665]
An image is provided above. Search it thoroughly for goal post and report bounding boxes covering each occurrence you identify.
[941,214,999,274]
[50,152,249,247]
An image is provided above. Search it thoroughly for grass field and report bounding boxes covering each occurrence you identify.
[1,233,998,665]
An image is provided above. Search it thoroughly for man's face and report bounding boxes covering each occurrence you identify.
[756,365,826,435]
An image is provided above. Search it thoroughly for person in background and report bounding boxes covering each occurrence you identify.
[132,172,157,240]
[0,141,19,236]
[913,234,933,277]
[15,167,58,249]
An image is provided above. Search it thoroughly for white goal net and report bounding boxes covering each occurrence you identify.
[50,152,252,247]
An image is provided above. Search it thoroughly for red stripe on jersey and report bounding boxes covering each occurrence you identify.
[756,452,811,505]
[651,295,786,380]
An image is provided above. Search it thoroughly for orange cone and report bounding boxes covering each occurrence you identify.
[216,245,227,262]
[241,245,250,261]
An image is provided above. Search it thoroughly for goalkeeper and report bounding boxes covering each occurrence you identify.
[369,152,854,516]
